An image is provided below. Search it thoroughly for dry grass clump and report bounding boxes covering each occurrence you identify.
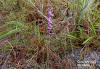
[0,0,100,69]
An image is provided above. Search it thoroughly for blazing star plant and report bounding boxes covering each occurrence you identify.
[48,8,54,34]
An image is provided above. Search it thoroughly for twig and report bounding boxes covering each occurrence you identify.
[28,0,48,20]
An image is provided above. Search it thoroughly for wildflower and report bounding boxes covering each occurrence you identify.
[48,7,54,34]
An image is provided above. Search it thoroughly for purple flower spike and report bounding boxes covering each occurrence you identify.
[48,7,54,34]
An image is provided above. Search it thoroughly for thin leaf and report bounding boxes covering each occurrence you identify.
[88,16,96,35]
[82,36,94,44]
[5,21,28,29]
[0,28,21,39]
[78,0,95,24]
[63,33,78,39]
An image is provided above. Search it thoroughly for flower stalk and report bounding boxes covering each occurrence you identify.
[48,8,54,34]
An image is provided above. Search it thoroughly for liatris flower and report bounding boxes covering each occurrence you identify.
[48,8,54,34]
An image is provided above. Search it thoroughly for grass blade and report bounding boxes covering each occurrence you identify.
[0,28,21,39]
[82,36,94,44]
[88,16,96,35]
[5,21,29,29]
[63,33,78,39]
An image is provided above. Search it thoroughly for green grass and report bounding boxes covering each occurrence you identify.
[0,0,100,69]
